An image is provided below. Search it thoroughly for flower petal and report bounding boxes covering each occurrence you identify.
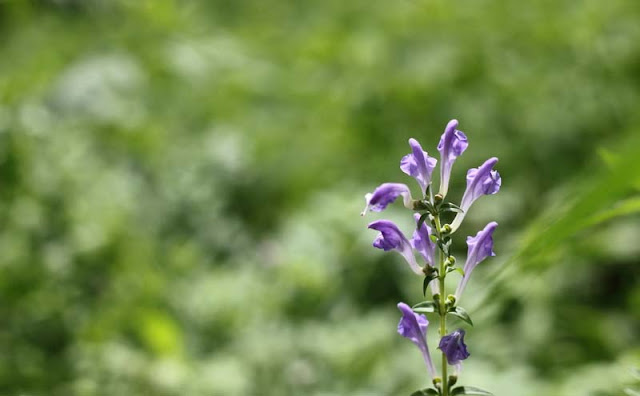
[361,183,412,216]
[437,119,468,198]
[401,138,437,197]
[411,213,436,267]
[368,220,423,275]
[397,302,436,378]
[449,158,500,232]
[438,329,470,366]
[455,221,498,300]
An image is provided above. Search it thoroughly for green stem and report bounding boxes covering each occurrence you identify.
[434,214,448,396]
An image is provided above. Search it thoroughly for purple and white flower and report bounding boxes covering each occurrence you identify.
[455,222,498,300]
[401,138,437,197]
[368,220,423,275]
[397,302,436,378]
[449,158,501,232]
[361,183,413,216]
[437,120,468,198]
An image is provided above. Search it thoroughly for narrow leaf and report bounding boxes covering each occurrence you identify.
[446,267,465,276]
[448,306,473,326]
[412,301,438,313]
[441,202,463,211]
[450,386,493,395]
[417,213,430,231]
[422,272,438,296]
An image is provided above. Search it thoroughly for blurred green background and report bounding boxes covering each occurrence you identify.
[1,1,639,395]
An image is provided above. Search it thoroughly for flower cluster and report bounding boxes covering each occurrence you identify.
[362,119,501,396]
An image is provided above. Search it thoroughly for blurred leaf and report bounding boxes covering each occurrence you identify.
[511,131,640,271]
[582,196,640,228]
[446,267,464,276]
[450,386,493,395]
[410,388,439,396]
[412,300,438,313]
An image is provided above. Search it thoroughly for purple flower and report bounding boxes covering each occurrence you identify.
[400,138,437,197]
[397,302,436,378]
[437,119,468,198]
[361,183,413,216]
[455,222,498,300]
[411,213,440,295]
[368,220,423,275]
[449,157,501,232]
[438,329,470,366]
[411,214,436,267]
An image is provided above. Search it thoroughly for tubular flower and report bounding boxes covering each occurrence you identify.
[368,220,423,275]
[411,214,436,267]
[411,213,439,295]
[454,221,498,300]
[401,138,437,197]
[361,183,413,216]
[449,157,501,232]
[438,329,470,366]
[437,119,468,198]
[397,302,436,378]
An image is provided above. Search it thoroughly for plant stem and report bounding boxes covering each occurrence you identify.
[434,214,448,396]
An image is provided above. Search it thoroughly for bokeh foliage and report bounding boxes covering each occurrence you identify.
[0,0,639,395]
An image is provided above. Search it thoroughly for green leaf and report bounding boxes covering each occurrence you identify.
[436,238,451,256]
[582,196,640,228]
[412,301,438,313]
[417,212,431,231]
[441,202,463,211]
[447,306,473,326]
[422,272,438,296]
[440,206,464,214]
[439,202,464,214]
[446,267,464,276]
[450,386,493,395]
[410,388,439,396]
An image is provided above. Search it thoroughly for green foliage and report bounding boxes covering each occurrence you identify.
[448,307,473,327]
[450,386,493,395]
[411,388,440,396]
[0,0,639,395]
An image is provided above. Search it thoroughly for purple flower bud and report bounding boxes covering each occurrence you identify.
[361,183,413,216]
[455,222,498,300]
[438,329,470,366]
[401,138,437,197]
[449,158,501,232]
[411,213,440,295]
[368,220,423,275]
[437,120,468,198]
[397,302,436,378]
